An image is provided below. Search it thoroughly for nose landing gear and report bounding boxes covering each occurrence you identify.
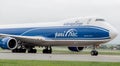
[91,50,98,56]
[91,45,98,56]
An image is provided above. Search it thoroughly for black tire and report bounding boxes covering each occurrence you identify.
[28,49,37,53]
[12,49,17,53]
[12,49,26,53]
[42,49,52,54]
[33,49,37,53]
[91,50,98,56]
[20,49,26,53]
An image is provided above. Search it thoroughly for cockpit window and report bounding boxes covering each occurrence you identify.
[96,19,105,21]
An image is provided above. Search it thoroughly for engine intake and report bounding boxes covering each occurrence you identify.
[68,47,84,52]
[0,37,18,50]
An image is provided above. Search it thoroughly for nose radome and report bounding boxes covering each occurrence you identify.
[110,27,118,39]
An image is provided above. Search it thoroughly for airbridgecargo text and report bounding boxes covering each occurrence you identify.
[55,29,78,38]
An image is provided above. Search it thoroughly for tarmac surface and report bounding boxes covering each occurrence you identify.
[0,52,120,62]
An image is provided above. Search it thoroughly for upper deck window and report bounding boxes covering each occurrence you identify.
[96,19,105,21]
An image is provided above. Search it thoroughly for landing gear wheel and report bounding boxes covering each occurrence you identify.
[43,49,52,54]
[12,49,17,53]
[12,48,26,53]
[90,45,98,56]
[20,49,26,53]
[42,46,52,54]
[91,50,98,56]
[28,49,37,53]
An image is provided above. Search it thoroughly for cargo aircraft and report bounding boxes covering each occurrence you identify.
[0,17,118,56]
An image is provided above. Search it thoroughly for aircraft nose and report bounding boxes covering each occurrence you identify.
[110,27,118,39]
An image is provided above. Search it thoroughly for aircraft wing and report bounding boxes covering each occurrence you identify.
[0,34,47,45]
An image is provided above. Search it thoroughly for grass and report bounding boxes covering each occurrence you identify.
[0,60,120,66]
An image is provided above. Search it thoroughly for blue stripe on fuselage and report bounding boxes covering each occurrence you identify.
[0,26,110,40]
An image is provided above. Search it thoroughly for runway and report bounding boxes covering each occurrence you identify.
[0,52,120,62]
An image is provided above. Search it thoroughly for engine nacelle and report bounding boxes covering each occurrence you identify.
[0,37,18,50]
[68,47,84,52]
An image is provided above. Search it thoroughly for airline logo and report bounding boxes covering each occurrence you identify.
[55,29,78,38]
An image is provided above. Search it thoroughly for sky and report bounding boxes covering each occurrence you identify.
[0,0,120,44]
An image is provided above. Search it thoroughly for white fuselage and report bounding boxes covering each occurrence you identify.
[0,17,118,47]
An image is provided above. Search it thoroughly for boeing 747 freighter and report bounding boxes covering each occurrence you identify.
[0,17,118,56]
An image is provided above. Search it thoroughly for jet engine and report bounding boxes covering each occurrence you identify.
[68,47,84,52]
[0,37,18,49]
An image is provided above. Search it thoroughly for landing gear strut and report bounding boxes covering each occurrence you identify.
[91,45,98,56]
[43,46,52,54]
[12,45,26,53]
[12,45,37,53]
